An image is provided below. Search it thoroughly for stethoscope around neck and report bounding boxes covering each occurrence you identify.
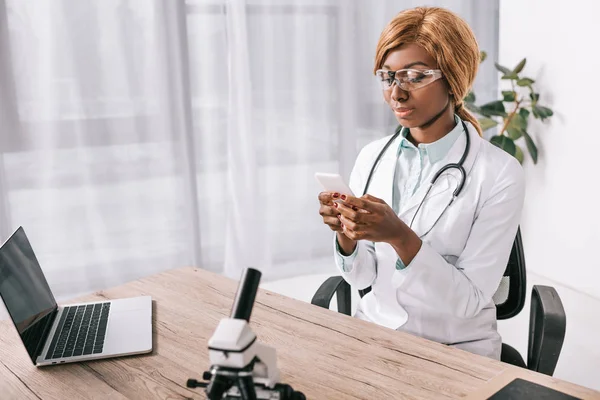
[362,119,471,237]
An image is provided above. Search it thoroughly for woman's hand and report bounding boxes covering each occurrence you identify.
[336,194,422,264]
[318,192,343,232]
[318,192,357,255]
[335,194,404,242]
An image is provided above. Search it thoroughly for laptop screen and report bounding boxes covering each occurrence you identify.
[0,227,57,363]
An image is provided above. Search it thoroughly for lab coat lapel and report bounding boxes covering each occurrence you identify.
[363,136,402,207]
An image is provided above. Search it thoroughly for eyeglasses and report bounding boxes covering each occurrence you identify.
[375,69,443,91]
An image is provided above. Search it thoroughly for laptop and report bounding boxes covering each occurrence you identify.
[0,226,153,366]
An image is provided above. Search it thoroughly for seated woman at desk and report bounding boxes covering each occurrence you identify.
[317,7,525,359]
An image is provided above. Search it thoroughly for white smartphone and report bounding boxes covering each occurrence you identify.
[314,172,354,196]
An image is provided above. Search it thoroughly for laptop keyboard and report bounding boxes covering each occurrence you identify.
[45,302,110,360]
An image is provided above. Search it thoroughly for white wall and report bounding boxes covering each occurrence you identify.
[500,0,600,300]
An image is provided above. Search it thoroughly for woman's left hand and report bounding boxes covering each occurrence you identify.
[334,194,406,243]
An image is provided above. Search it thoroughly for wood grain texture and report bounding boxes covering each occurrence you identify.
[0,267,598,399]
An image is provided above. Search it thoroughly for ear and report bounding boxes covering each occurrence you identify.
[443,78,453,94]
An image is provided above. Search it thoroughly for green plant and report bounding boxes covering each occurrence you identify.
[464,52,554,164]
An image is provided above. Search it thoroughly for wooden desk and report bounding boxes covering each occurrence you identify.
[1,267,599,399]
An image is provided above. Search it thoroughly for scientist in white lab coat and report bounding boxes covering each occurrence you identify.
[317,7,525,360]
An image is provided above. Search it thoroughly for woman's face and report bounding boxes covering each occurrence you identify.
[381,43,450,128]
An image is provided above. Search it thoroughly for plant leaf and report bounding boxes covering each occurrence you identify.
[502,73,519,80]
[513,58,527,74]
[479,117,499,132]
[507,127,523,140]
[517,77,535,86]
[506,113,527,140]
[502,91,516,102]
[466,103,483,116]
[538,106,554,118]
[480,100,507,117]
[494,63,511,75]
[532,105,554,120]
[464,91,475,104]
[519,108,530,119]
[511,113,528,130]
[514,145,524,164]
[480,51,487,63]
[530,92,540,102]
[490,135,517,157]
[523,131,538,164]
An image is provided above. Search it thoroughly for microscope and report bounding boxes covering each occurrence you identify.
[187,268,306,400]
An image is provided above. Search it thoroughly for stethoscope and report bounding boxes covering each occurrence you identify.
[362,119,470,237]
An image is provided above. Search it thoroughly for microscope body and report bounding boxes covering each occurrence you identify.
[208,318,280,388]
[187,268,305,400]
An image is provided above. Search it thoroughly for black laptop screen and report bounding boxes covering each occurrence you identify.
[0,227,57,363]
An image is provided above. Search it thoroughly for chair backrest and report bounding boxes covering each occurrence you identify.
[358,227,527,320]
[494,227,527,319]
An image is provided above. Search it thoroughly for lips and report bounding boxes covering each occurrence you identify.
[392,107,414,118]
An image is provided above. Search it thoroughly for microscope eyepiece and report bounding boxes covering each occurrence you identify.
[230,268,262,322]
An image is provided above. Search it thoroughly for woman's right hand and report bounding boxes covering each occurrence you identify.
[318,192,357,255]
[318,192,343,232]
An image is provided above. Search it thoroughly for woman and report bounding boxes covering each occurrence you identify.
[317,7,525,359]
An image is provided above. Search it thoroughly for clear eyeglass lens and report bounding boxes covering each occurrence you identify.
[400,70,430,87]
[376,70,394,89]
[377,70,436,91]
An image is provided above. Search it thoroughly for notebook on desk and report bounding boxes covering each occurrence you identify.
[488,378,582,400]
[0,226,153,366]
[465,369,585,400]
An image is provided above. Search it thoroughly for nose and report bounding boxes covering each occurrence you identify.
[391,83,408,103]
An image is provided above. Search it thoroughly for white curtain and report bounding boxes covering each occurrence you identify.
[0,0,498,312]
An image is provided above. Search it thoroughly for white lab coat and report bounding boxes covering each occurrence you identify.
[335,121,525,359]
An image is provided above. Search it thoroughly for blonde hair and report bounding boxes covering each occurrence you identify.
[374,7,482,135]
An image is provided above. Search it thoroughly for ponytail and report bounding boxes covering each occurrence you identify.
[455,102,482,136]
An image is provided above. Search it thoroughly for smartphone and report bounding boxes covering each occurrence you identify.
[314,172,354,196]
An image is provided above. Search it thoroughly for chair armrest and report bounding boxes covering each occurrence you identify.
[310,276,352,316]
[527,285,566,376]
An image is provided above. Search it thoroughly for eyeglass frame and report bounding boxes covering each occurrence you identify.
[375,68,443,92]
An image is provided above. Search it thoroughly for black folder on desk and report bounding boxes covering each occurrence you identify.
[488,378,582,400]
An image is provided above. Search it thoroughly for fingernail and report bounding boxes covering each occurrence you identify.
[333,202,338,208]
[341,195,347,200]
[332,193,339,198]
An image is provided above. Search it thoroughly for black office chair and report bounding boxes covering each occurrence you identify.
[310,228,567,376]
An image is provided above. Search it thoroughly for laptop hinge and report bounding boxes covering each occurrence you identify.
[34,307,59,361]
